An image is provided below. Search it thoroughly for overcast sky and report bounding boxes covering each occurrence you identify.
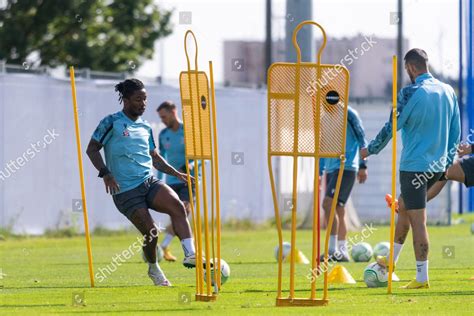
[137,0,460,84]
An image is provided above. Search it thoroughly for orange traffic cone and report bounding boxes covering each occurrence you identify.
[328,265,356,284]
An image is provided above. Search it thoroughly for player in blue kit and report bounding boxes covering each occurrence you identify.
[321,106,368,262]
[156,101,195,262]
[361,49,461,289]
[86,79,200,287]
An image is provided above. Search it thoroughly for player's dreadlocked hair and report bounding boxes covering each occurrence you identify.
[114,79,144,104]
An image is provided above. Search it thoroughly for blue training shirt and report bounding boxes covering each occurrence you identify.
[367,73,461,172]
[322,106,368,173]
[158,123,187,185]
[92,111,156,194]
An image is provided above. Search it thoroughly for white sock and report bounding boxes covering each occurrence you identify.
[148,262,165,279]
[160,233,174,249]
[416,260,429,283]
[388,242,404,264]
[329,235,337,253]
[181,238,196,257]
[338,240,348,255]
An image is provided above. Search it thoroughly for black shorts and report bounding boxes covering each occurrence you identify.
[459,157,474,187]
[168,183,194,203]
[325,169,356,206]
[400,171,443,210]
[112,176,164,220]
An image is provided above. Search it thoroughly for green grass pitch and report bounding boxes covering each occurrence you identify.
[1,215,473,315]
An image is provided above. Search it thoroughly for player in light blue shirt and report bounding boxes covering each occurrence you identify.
[360,49,461,289]
[86,79,200,286]
[320,106,368,261]
[156,101,196,262]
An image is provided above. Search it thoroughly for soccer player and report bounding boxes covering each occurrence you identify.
[360,49,461,289]
[156,101,194,262]
[86,79,199,287]
[321,105,368,262]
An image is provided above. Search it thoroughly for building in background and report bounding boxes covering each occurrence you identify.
[224,35,409,99]
[223,39,286,89]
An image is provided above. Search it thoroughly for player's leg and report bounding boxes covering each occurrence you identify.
[146,179,198,268]
[399,172,442,288]
[128,208,171,285]
[161,185,193,262]
[113,182,171,286]
[322,170,355,262]
[378,180,413,270]
[334,170,356,261]
[407,208,429,284]
[446,160,467,183]
[322,195,338,253]
[391,196,409,264]
[322,171,339,257]
[335,205,348,259]
[161,223,177,261]
[336,205,346,241]
[426,180,447,202]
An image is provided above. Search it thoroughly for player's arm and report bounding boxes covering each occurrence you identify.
[86,138,120,194]
[348,108,369,183]
[150,149,193,183]
[361,87,418,159]
[157,130,166,180]
[88,115,121,194]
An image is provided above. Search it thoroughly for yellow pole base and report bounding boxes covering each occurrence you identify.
[195,294,217,302]
[276,298,329,307]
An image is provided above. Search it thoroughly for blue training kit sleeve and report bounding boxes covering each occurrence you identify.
[323,106,368,173]
[367,84,419,156]
[367,73,460,172]
[157,129,166,181]
[347,107,368,169]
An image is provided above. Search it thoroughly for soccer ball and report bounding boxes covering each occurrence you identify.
[204,258,230,286]
[363,262,388,287]
[274,242,292,262]
[373,242,390,259]
[351,242,373,262]
[141,245,164,263]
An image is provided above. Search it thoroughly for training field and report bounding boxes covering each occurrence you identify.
[1,215,473,315]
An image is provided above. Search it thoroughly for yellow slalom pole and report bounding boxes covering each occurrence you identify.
[209,61,222,290]
[388,56,397,294]
[323,158,345,300]
[69,66,95,287]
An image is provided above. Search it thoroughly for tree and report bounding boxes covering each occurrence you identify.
[0,0,173,72]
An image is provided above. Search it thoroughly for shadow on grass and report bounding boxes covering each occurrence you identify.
[55,308,199,314]
[0,304,65,308]
[2,284,161,290]
[241,286,361,294]
[226,261,276,265]
[387,290,474,297]
[371,289,474,296]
